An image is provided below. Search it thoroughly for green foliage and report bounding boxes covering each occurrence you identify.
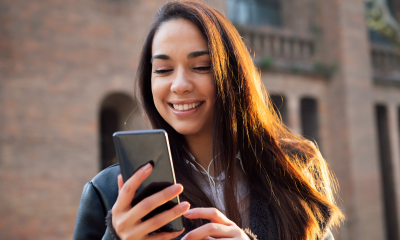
[313,62,337,78]
[257,57,336,79]
[259,57,274,69]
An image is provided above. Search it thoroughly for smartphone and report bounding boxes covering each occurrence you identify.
[113,129,183,233]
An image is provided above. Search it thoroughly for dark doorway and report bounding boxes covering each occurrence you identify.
[398,106,400,154]
[100,109,119,170]
[300,97,320,145]
[99,93,146,171]
[376,104,399,240]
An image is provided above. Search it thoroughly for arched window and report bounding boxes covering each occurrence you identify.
[99,93,146,171]
[270,94,288,125]
[300,97,320,145]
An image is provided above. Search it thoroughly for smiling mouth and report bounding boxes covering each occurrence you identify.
[169,102,204,111]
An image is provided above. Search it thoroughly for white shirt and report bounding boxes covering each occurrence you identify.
[186,152,251,228]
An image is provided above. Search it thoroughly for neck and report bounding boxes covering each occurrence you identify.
[185,131,215,176]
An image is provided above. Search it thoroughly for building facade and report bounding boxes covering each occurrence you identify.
[0,0,399,239]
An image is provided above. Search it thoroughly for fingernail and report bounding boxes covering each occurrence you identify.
[183,209,193,217]
[141,163,151,173]
[173,184,182,191]
[180,202,189,210]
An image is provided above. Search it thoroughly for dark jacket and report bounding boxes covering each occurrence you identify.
[73,164,334,240]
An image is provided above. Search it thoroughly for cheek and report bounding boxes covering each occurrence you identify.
[205,77,216,101]
[151,79,168,112]
[152,77,163,94]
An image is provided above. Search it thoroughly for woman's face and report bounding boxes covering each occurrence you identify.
[151,19,215,137]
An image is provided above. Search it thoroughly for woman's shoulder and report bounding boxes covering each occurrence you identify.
[91,163,121,188]
[89,164,121,210]
[73,164,121,239]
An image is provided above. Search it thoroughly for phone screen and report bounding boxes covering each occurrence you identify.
[113,130,183,233]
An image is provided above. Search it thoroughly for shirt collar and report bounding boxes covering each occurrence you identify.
[185,151,245,177]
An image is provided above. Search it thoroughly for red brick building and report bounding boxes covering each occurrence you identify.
[1,0,400,239]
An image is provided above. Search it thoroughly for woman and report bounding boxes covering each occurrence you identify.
[73,1,343,240]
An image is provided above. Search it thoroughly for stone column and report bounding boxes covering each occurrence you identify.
[287,94,301,135]
[317,0,385,239]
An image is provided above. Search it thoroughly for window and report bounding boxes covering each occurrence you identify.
[375,104,399,240]
[300,97,320,145]
[365,0,400,45]
[386,0,400,20]
[227,0,282,27]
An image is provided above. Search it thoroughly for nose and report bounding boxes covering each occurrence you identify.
[170,67,193,94]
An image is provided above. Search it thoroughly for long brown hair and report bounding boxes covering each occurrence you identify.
[136,1,343,239]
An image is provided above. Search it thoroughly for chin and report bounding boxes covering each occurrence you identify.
[168,122,206,136]
[173,126,200,136]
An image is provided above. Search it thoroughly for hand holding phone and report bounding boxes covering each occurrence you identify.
[111,130,188,238]
[111,163,189,239]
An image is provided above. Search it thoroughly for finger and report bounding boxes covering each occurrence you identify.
[145,228,185,240]
[183,208,233,225]
[138,201,190,234]
[129,183,184,221]
[118,174,123,193]
[182,223,237,240]
[113,163,153,213]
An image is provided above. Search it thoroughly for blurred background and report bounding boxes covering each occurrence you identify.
[0,0,400,239]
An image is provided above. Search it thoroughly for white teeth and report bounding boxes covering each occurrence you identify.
[172,102,202,111]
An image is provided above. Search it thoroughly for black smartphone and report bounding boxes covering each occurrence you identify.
[113,129,183,233]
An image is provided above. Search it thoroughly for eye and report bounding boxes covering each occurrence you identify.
[193,66,211,72]
[154,69,173,74]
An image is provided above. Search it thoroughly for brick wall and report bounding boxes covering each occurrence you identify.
[1,0,400,239]
[0,0,165,239]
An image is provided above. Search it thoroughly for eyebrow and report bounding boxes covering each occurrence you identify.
[150,54,170,63]
[187,50,209,59]
[150,50,209,63]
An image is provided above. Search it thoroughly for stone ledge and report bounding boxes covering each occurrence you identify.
[374,77,400,88]
[255,57,336,79]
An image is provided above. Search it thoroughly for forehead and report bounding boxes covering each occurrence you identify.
[152,19,208,55]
